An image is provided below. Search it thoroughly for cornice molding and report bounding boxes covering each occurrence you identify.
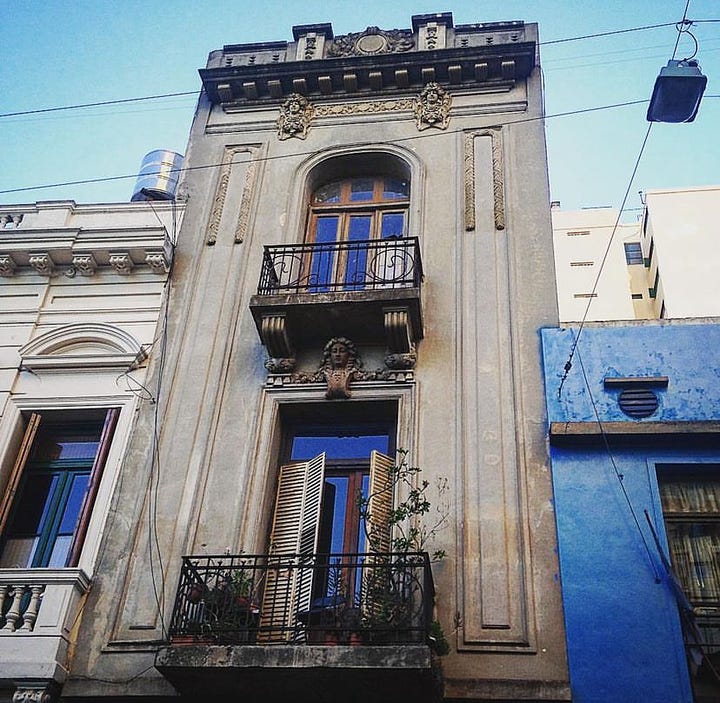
[200,42,535,107]
[0,226,171,277]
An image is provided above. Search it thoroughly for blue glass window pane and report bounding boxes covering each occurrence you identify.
[9,474,58,535]
[291,434,389,461]
[314,182,341,203]
[349,178,374,201]
[58,473,90,534]
[33,435,99,461]
[357,474,370,552]
[383,178,409,199]
[381,212,405,238]
[310,217,338,291]
[325,477,349,553]
[344,216,371,289]
[47,535,73,568]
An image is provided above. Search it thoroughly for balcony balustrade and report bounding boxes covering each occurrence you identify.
[256,237,422,295]
[167,552,433,646]
[0,568,90,684]
[249,238,423,354]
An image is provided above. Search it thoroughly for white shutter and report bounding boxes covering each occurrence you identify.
[366,450,395,554]
[260,453,325,641]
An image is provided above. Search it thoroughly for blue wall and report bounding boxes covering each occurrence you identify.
[541,322,720,703]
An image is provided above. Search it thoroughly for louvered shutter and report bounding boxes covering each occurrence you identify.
[260,453,325,642]
[0,413,41,537]
[366,450,394,554]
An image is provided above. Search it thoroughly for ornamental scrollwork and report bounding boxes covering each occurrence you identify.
[277,93,314,141]
[265,336,417,389]
[414,82,451,131]
[327,27,414,57]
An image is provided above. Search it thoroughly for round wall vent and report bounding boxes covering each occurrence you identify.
[618,388,659,418]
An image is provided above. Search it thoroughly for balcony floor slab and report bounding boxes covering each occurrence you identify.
[156,644,437,702]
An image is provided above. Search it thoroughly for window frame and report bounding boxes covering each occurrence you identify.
[0,408,119,569]
[307,177,410,241]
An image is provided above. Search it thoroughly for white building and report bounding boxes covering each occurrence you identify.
[552,184,720,323]
[0,199,183,701]
[642,185,720,319]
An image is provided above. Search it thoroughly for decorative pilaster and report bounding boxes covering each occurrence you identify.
[464,128,505,231]
[206,145,259,245]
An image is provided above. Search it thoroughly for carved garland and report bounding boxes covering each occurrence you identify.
[314,98,415,118]
[464,128,506,232]
[206,145,258,245]
[275,87,448,141]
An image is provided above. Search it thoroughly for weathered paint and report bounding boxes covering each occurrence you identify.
[542,321,720,703]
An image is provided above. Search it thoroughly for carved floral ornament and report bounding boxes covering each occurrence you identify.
[327,27,414,57]
[265,336,417,396]
[276,83,451,140]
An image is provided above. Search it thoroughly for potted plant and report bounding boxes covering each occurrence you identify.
[203,567,261,644]
[357,449,448,645]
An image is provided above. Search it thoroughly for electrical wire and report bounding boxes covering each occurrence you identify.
[540,22,678,46]
[557,1,703,399]
[1,19,714,121]
[557,121,653,398]
[572,338,662,582]
[672,3,693,59]
[0,97,659,198]
[0,91,199,119]
[146,212,177,640]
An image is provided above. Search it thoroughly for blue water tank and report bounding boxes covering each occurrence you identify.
[131,150,184,201]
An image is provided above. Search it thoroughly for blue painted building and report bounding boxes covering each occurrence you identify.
[542,321,720,703]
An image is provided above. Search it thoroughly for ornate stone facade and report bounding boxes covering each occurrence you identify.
[414,82,451,131]
[327,27,414,57]
[277,93,314,140]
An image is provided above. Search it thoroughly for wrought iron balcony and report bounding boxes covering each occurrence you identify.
[249,238,424,354]
[167,552,434,646]
[256,237,422,295]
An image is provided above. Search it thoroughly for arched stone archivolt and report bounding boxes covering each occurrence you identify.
[19,323,143,370]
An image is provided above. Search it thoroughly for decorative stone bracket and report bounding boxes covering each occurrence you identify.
[259,304,417,377]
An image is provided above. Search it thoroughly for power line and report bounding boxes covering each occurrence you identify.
[0,97,656,197]
[557,121,653,399]
[0,91,200,119]
[2,19,715,121]
[539,21,677,46]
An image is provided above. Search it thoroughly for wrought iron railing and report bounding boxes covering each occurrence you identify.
[256,238,422,295]
[169,552,434,646]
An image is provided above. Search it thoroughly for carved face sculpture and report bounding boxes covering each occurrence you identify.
[330,342,350,369]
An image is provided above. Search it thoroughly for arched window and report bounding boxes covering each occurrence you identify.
[304,175,410,291]
[307,175,409,244]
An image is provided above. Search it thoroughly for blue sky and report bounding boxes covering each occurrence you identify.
[1,1,718,212]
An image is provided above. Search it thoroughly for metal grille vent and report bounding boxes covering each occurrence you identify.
[618,388,659,418]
